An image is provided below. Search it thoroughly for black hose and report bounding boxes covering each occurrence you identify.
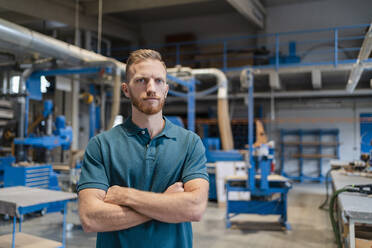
[329,187,349,248]
[329,183,372,247]
[319,168,336,210]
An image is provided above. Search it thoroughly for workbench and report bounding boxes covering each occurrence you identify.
[0,186,77,248]
[225,173,292,229]
[331,170,372,248]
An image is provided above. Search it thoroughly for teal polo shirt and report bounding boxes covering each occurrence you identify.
[77,117,208,248]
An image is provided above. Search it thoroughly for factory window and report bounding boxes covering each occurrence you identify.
[41,76,51,93]
[10,75,20,93]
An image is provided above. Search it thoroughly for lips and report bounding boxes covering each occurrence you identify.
[143,97,160,101]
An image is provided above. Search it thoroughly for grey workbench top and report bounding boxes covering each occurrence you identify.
[0,186,77,217]
[331,170,372,221]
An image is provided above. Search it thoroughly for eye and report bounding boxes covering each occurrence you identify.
[155,78,164,84]
[135,78,145,83]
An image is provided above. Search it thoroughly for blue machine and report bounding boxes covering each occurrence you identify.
[14,116,72,150]
[269,41,301,65]
[0,156,15,187]
[14,101,72,151]
[225,69,292,230]
[4,69,78,214]
[202,137,243,201]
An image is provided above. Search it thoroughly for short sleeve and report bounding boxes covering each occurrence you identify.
[181,135,209,184]
[77,137,109,192]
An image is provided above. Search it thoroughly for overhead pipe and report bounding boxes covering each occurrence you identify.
[0,18,113,64]
[346,22,372,93]
[192,68,234,151]
[0,18,125,130]
[165,88,372,101]
[167,67,234,150]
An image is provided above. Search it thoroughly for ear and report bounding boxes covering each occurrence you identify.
[122,82,130,98]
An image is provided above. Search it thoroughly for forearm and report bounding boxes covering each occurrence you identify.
[120,189,206,223]
[79,190,151,232]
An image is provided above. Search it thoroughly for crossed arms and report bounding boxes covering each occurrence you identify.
[78,178,209,233]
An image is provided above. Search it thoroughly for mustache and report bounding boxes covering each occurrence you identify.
[143,97,161,100]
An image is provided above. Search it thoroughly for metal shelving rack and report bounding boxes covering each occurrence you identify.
[280,129,340,182]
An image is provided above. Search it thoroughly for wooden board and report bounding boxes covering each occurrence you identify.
[282,141,339,146]
[226,174,289,182]
[52,164,70,171]
[0,233,62,248]
[292,154,337,159]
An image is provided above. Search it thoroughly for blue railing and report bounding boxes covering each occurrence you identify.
[113,24,371,71]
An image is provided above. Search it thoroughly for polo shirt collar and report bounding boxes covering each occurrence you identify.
[123,116,177,139]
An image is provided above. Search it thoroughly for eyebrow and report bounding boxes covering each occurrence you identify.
[134,74,165,79]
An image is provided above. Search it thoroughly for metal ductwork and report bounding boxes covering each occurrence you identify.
[167,66,234,150]
[191,68,234,150]
[0,18,125,132]
[0,18,123,67]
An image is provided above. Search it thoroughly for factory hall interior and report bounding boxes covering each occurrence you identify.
[0,0,372,247]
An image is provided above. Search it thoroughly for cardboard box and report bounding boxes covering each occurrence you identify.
[356,238,372,248]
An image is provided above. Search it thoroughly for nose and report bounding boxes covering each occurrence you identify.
[146,79,156,94]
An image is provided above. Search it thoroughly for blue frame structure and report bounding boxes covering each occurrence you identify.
[9,200,70,248]
[166,74,196,132]
[225,69,292,230]
[280,129,340,182]
[114,24,371,72]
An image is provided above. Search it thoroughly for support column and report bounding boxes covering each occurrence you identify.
[71,75,79,150]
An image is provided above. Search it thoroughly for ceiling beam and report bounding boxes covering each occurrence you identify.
[225,0,265,29]
[84,0,214,15]
[0,12,40,25]
[346,23,372,93]
[164,89,372,101]
[0,0,139,42]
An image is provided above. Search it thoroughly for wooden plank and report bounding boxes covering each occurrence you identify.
[52,164,70,171]
[282,141,339,146]
[226,174,289,182]
[292,154,337,159]
[0,233,61,248]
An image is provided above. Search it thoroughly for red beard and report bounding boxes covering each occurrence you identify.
[129,89,165,115]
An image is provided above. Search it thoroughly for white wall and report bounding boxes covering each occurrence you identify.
[265,0,372,33]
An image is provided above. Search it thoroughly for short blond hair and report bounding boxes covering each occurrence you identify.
[125,49,166,82]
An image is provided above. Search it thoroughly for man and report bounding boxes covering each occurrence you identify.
[78,49,209,248]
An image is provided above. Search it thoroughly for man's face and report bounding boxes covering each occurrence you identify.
[122,59,168,115]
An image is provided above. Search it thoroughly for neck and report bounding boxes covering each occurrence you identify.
[131,106,165,138]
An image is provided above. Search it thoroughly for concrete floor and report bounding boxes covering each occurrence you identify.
[0,182,336,248]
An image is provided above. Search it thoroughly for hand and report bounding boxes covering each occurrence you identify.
[164,182,184,194]
[104,185,129,205]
